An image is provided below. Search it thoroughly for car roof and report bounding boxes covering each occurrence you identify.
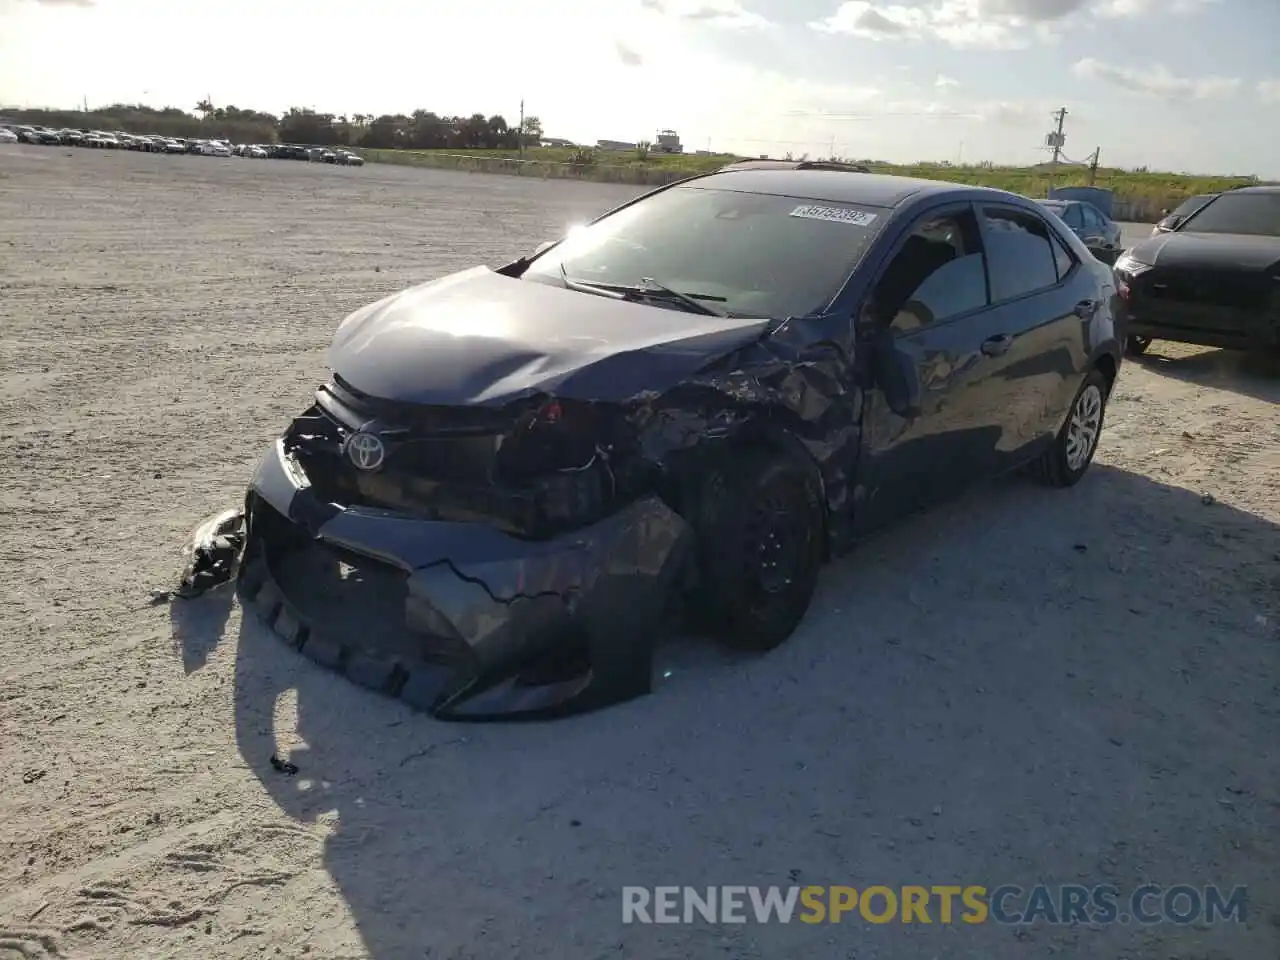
[1224,185,1280,195]
[687,167,1007,208]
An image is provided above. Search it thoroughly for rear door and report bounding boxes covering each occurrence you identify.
[1060,203,1085,234]
[856,203,1010,527]
[975,203,1093,468]
[1079,204,1119,262]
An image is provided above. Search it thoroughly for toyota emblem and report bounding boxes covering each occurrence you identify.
[345,431,386,472]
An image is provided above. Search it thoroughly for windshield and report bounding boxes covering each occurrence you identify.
[1171,194,1214,219]
[1038,201,1068,214]
[1180,192,1280,237]
[523,185,887,319]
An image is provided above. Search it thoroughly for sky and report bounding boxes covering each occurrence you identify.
[1,0,1277,175]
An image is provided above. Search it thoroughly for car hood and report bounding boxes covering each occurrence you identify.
[1127,231,1280,272]
[328,266,773,406]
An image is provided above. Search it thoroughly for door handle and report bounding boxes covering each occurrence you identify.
[1074,299,1099,319]
[980,334,1012,357]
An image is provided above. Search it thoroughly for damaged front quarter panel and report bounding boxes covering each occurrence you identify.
[624,313,862,551]
[174,311,860,721]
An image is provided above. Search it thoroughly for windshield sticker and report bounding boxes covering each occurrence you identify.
[789,204,878,226]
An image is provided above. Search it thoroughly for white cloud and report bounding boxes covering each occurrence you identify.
[809,0,1073,48]
[1094,0,1216,17]
[810,0,1215,47]
[615,40,644,66]
[934,73,961,89]
[639,0,771,28]
[1258,78,1280,103]
[1072,58,1240,100]
[810,3,928,40]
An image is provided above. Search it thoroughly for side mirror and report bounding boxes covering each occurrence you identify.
[870,327,922,419]
[1157,214,1181,231]
[533,240,557,256]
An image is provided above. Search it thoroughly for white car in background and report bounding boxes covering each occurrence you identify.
[245,145,268,159]
[200,141,232,157]
[0,128,17,143]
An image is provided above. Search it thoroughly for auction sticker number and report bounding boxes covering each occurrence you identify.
[789,204,879,226]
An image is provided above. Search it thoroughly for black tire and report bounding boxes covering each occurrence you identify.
[693,449,825,651]
[1125,335,1152,357]
[1029,368,1110,488]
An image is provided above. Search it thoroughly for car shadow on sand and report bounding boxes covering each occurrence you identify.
[1134,346,1280,404]
[170,587,235,674]
[178,464,1280,960]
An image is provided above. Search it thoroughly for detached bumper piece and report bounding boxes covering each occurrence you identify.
[181,441,691,721]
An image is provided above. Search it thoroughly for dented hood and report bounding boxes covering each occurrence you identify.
[328,266,773,405]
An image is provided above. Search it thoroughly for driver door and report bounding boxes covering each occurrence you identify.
[855,203,1010,531]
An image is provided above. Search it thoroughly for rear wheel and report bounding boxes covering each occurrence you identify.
[1029,368,1109,488]
[694,449,825,651]
[1125,335,1152,357]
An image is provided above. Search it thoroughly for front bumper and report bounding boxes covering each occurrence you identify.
[1116,262,1280,352]
[182,439,692,721]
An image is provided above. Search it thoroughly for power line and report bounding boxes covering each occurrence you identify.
[785,110,981,120]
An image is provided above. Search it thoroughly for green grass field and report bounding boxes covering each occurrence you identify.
[361,146,1261,221]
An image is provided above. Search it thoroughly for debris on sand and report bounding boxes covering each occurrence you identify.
[176,508,247,598]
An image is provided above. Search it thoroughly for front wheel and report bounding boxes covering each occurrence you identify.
[1125,335,1152,357]
[693,449,825,652]
[1029,369,1110,488]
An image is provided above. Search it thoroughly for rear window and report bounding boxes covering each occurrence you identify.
[523,185,889,320]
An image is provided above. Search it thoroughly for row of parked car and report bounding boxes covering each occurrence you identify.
[0,124,364,165]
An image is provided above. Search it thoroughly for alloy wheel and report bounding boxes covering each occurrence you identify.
[1065,384,1103,471]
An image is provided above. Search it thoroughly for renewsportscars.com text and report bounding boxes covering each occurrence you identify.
[621,884,1247,926]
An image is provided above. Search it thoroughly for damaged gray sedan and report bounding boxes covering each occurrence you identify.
[180,159,1123,721]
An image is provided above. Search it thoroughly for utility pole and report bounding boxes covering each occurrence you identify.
[1088,147,1100,186]
[1046,106,1067,196]
[518,99,525,161]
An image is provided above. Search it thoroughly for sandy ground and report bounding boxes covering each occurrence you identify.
[1,144,1278,960]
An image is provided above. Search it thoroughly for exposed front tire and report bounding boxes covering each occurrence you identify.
[1029,368,1110,488]
[1125,335,1152,357]
[694,449,825,652]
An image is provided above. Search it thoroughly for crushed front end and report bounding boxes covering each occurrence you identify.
[181,378,692,721]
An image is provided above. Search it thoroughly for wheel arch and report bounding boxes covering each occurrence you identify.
[670,419,839,563]
[1093,349,1119,394]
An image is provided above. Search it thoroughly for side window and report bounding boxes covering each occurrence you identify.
[979,206,1060,302]
[873,208,988,334]
[1062,204,1084,230]
[1050,229,1077,281]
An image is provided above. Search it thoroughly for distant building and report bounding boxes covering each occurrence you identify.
[596,139,637,151]
[654,129,683,153]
